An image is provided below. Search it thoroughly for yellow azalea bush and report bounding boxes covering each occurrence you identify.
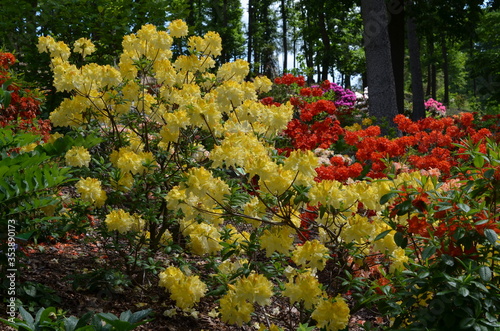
[37,20,437,329]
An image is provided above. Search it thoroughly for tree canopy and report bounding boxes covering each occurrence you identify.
[1,0,499,118]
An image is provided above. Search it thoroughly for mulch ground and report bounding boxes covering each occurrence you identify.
[1,234,384,330]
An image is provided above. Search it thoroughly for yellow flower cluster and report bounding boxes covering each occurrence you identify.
[259,226,295,257]
[110,147,155,175]
[158,266,207,309]
[291,240,330,271]
[308,180,359,212]
[75,177,107,207]
[311,296,350,331]
[166,167,230,223]
[219,273,273,326]
[282,270,323,309]
[73,38,96,58]
[105,209,145,233]
[65,146,91,167]
[180,220,222,255]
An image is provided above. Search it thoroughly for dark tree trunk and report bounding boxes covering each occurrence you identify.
[345,74,351,89]
[441,34,450,106]
[387,1,405,114]
[318,10,331,82]
[426,63,431,97]
[429,37,437,99]
[361,0,399,135]
[407,16,425,121]
[281,0,287,74]
[304,13,314,84]
[247,0,254,66]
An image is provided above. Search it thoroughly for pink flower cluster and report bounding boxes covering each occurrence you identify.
[424,98,446,116]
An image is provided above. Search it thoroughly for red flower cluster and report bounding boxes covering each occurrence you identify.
[260,96,281,107]
[0,52,16,69]
[0,52,50,141]
[315,160,363,182]
[274,73,305,86]
[299,100,337,122]
[299,87,323,97]
[285,117,344,150]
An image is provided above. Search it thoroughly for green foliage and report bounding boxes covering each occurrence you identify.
[0,127,72,220]
[374,138,500,329]
[0,306,153,331]
[16,282,62,313]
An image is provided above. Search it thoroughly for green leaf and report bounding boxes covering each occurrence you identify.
[374,229,392,241]
[457,203,471,213]
[394,231,407,249]
[422,246,437,260]
[458,287,470,297]
[479,266,492,281]
[380,191,399,205]
[459,317,476,329]
[473,155,485,168]
[18,306,35,328]
[39,306,57,324]
[484,168,495,179]
[128,309,152,324]
[119,310,132,322]
[484,229,498,245]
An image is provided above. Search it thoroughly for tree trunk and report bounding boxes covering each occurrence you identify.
[429,37,437,99]
[304,12,314,84]
[318,10,331,82]
[407,16,425,121]
[441,34,450,106]
[281,0,288,74]
[247,0,254,66]
[387,0,405,114]
[361,0,399,135]
[345,73,351,89]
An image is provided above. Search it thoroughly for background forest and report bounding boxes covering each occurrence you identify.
[2,1,500,330]
[1,0,500,117]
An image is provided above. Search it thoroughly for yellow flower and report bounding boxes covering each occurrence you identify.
[38,36,71,60]
[116,172,134,191]
[174,54,200,72]
[389,247,409,273]
[183,222,222,255]
[168,19,189,38]
[65,146,91,167]
[362,117,373,126]
[283,149,319,186]
[159,266,207,309]
[252,76,273,93]
[46,132,64,144]
[291,240,329,271]
[158,265,184,289]
[311,295,350,331]
[111,147,155,175]
[219,291,254,326]
[234,273,273,306]
[19,143,37,153]
[202,31,222,57]
[75,177,107,207]
[217,59,250,82]
[308,180,359,212]
[105,209,135,233]
[259,226,295,257]
[219,272,273,326]
[340,214,374,244]
[73,38,96,58]
[282,270,323,309]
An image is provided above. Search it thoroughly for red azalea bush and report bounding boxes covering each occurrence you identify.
[0,52,50,141]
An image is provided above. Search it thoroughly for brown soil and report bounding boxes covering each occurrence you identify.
[1,236,384,330]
